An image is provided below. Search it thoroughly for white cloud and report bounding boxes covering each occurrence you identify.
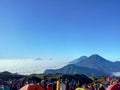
[0,59,68,75]
[112,72,120,76]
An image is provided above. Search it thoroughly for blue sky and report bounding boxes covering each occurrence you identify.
[0,0,120,61]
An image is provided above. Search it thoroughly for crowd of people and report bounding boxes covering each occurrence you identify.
[0,76,120,90]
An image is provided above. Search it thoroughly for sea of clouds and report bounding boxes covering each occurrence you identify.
[112,72,120,76]
[0,59,120,76]
[0,59,68,75]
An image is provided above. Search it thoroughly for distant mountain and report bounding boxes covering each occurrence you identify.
[114,61,120,66]
[69,56,88,64]
[35,58,43,60]
[44,64,109,77]
[44,54,120,76]
[74,54,120,73]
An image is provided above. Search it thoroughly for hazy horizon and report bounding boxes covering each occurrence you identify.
[0,56,120,76]
[0,59,69,75]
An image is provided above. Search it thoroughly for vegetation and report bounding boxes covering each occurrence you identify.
[1,71,119,85]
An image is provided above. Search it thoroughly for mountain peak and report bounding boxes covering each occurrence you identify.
[89,54,105,60]
[78,56,88,60]
[90,54,101,57]
[69,56,87,64]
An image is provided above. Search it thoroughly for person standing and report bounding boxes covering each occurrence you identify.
[60,81,66,90]
[56,80,60,90]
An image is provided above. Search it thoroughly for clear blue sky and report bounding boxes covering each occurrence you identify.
[0,0,120,61]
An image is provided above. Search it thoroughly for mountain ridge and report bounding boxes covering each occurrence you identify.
[44,64,109,77]
[74,54,119,73]
[44,54,120,76]
[69,56,88,64]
